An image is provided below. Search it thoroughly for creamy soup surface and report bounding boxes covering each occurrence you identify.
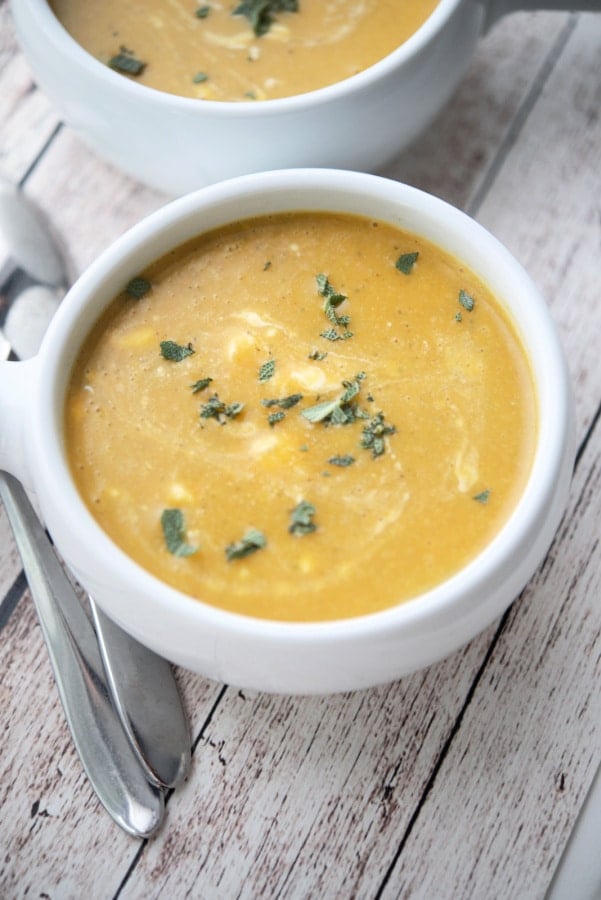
[65,212,537,622]
[50,0,439,101]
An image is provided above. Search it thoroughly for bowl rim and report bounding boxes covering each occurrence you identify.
[32,168,572,643]
[24,0,465,113]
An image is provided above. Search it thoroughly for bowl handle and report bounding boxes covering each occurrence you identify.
[485,0,599,30]
[0,357,39,490]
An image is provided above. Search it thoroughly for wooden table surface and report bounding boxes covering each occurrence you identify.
[1,4,600,898]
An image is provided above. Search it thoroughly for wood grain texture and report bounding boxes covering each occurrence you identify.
[24,133,166,277]
[0,6,59,184]
[380,408,601,900]
[384,11,571,209]
[118,629,498,899]
[0,3,599,897]
[476,12,601,434]
[379,16,601,897]
[0,591,225,896]
[0,505,22,600]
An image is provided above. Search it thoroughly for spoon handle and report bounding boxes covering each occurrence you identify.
[89,597,191,789]
[0,471,164,838]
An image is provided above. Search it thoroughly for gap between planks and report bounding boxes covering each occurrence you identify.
[373,400,601,896]
[465,12,577,218]
[0,568,26,630]
[17,121,63,188]
[111,684,229,900]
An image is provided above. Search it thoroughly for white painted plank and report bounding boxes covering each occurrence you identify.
[383,11,571,209]
[475,12,601,436]
[381,391,601,900]
[24,132,166,277]
[0,594,223,896]
[547,760,601,900]
[0,505,22,599]
[379,13,601,898]
[0,6,59,184]
[118,631,498,899]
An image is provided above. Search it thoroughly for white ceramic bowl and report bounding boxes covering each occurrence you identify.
[12,0,596,196]
[0,169,574,694]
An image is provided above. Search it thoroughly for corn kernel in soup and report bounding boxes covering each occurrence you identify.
[64,212,537,622]
[50,0,439,101]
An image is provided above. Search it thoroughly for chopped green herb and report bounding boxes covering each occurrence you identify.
[289,500,316,536]
[316,273,344,303]
[328,455,355,467]
[190,377,213,393]
[268,410,286,426]
[301,397,344,424]
[195,5,211,17]
[263,260,272,271]
[455,312,463,323]
[161,509,197,557]
[226,527,267,561]
[459,289,475,312]
[200,393,244,422]
[193,71,209,83]
[160,340,195,361]
[233,0,299,37]
[199,396,224,419]
[360,411,396,458]
[308,349,328,361]
[261,393,303,410]
[278,393,303,409]
[108,49,147,76]
[323,298,350,326]
[317,273,350,322]
[301,373,366,425]
[259,359,276,382]
[125,276,151,299]
[320,327,353,342]
[244,90,257,99]
[395,251,419,275]
[473,489,491,504]
[320,327,343,342]
[315,273,354,340]
[340,374,365,403]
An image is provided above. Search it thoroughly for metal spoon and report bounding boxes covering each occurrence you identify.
[0,175,191,788]
[91,601,191,789]
[0,179,190,813]
[0,180,164,833]
[0,471,165,838]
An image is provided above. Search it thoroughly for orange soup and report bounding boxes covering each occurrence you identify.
[50,0,439,101]
[64,212,537,622]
